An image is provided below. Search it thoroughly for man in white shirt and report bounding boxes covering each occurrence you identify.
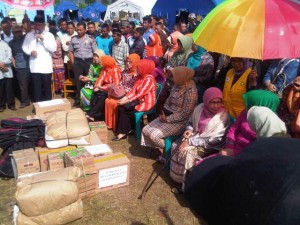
[22,15,57,102]
[1,19,13,43]
[61,22,77,64]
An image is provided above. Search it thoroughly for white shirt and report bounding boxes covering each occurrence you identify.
[61,31,78,63]
[2,32,14,43]
[0,40,13,79]
[22,30,57,74]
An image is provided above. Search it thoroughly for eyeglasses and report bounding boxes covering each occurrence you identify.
[209,100,223,105]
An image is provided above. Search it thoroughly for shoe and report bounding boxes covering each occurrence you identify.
[8,106,17,111]
[73,100,80,107]
[0,107,5,112]
[112,134,127,141]
[156,155,166,164]
[19,102,30,108]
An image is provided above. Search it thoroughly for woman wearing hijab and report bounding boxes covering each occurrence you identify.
[105,53,140,131]
[169,87,229,184]
[80,49,105,111]
[165,31,183,61]
[112,59,157,141]
[86,56,121,121]
[186,44,215,103]
[247,106,287,138]
[220,89,279,156]
[144,33,164,58]
[144,56,166,87]
[223,57,257,118]
[141,66,198,161]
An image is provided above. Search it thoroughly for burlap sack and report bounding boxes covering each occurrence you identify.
[15,167,81,217]
[16,199,83,225]
[66,108,90,138]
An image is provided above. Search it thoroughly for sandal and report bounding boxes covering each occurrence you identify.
[156,155,166,164]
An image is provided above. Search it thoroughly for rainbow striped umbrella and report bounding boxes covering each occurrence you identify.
[192,0,300,60]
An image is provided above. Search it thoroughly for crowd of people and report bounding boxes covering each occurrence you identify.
[1,9,300,223]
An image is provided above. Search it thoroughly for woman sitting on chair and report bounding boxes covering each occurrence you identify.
[80,49,105,111]
[86,56,121,121]
[105,53,140,131]
[169,87,229,184]
[141,66,198,162]
[112,59,157,141]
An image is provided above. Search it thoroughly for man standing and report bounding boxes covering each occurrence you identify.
[142,16,155,44]
[112,29,129,71]
[0,35,16,111]
[155,22,170,54]
[69,22,97,105]
[9,25,30,108]
[57,18,68,38]
[22,15,57,102]
[86,22,100,39]
[61,22,77,65]
[95,23,113,55]
[1,19,13,43]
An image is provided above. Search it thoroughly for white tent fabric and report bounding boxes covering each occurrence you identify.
[104,0,157,21]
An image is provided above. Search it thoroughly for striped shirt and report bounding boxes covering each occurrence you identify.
[94,67,121,91]
[112,41,129,71]
[126,75,156,112]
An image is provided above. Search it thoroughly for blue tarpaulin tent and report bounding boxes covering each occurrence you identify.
[81,2,107,22]
[152,0,217,29]
[54,1,79,21]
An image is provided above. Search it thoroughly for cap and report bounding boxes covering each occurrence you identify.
[12,25,23,32]
[188,13,196,19]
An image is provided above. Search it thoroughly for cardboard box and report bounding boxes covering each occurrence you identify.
[94,152,130,192]
[33,98,71,116]
[48,152,65,171]
[12,148,40,177]
[77,131,102,147]
[89,121,108,144]
[37,146,77,171]
[84,144,113,157]
[65,147,95,173]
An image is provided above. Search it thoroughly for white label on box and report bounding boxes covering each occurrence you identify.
[85,144,112,155]
[98,165,128,188]
[37,99,65,107]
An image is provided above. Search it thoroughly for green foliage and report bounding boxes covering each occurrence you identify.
[54,0,61,6]
[78,2,87,9]
[85,0,96,5]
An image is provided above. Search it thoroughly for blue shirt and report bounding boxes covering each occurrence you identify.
[95,36,113,55]
[143,28,155,44]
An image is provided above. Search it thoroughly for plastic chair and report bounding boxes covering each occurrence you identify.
[135,83,163,142]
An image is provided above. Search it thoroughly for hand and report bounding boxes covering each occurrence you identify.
[183,130,193,139]
[219,148,234,156]
[248,70,257,83]
[118,96,129,105]
[266,83,276,92]
[36,34,44,41]
[159,111,167,123]
[94,87,100,92]
[81,77,90,83]
[0,62,5,68]
[31,51,37,58]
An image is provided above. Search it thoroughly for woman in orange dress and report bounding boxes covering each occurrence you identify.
[105,53,140,131]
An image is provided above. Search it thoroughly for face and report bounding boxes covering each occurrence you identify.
[1,23,11,35]
[88,24,95,34]
[13,30,23,39]
[143,20,150,30]
[231,58,245,72]
[125,58,133,70]
[133,30,141,39]
[34,22,45,34]
[92,54,100,64]
[173,24,179,32]
[60,21,67,32]
[101,27,109,37]
[112,33,121,43]
[77,25,86,37]
[180,23,187,33]
[120,26,129,35]
[67,24,75,35]
[208,98,223,114]
[154,25,162,34]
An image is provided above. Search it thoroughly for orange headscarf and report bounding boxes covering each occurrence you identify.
[100,56,118,70]
[145,33,164,57]
[126,53,140,74]
[137,59,155,78]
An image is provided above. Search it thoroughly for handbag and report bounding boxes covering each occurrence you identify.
[107,84,126,100]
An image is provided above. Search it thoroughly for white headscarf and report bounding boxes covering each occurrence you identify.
[247,106,287,138]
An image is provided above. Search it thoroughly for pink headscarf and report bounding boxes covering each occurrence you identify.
[197,87,225,133]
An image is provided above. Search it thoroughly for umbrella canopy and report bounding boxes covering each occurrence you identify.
[192,0,300,60]
[2,0,53,10]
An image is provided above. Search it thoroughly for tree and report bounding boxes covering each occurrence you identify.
[85,0,96,5]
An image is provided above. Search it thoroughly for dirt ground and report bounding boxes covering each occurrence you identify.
[0,96,205,225]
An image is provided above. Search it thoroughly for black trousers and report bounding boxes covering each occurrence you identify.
[0,78,15,108]
[115,100,139,135]
[15,68,30,104]
[87,91,108,121]
[31,73,52,102]
[73,59,92,101]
